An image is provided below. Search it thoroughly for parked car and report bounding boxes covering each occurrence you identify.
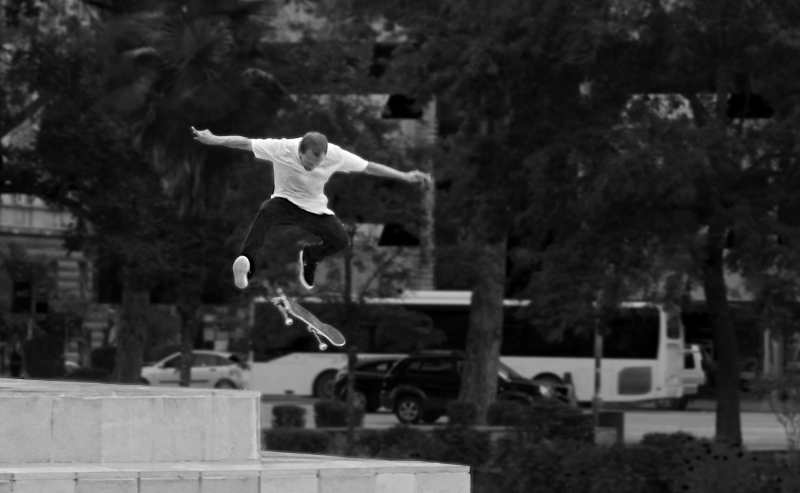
[333,355,405,412]
[379,351,563,424]
[140,350,250,389]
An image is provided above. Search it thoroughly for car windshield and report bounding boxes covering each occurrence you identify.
[498,362,525,380]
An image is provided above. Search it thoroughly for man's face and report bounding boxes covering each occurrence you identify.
[299,149,325,171]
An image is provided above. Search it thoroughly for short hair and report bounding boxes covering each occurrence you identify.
[299,131,328,155]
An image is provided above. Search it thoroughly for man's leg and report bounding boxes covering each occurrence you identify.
[234,198,297,289]
[296,213,350,290]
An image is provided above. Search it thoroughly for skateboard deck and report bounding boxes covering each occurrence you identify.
[270,287,346,351]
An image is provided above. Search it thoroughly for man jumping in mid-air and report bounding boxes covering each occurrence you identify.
[191,127,431,291]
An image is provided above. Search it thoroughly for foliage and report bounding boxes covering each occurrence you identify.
[429,427,491,469]
[263,426,798,493]
[330,0,628,424]
[314,399,364,428]
[328,0,800,443]
[486,400,529,427]
[446,401,478,427]
[568,0,800,445]
[90,346,117,374]
[271,404,307,429]
[356,425,434,461]
[753,375,800,451]
[21,331,63,378]
[487,398,593,442]
[263,428,329,454]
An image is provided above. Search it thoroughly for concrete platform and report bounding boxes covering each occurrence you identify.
[0,452,469,493]
[0,378,260,464]
[0,379,470,492]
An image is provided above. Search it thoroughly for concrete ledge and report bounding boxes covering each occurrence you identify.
[0,452,470,493]
[0,379,261,464]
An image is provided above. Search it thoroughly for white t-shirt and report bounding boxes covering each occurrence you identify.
[251,137,369,215]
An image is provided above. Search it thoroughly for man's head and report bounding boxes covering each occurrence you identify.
[298,131,328,170]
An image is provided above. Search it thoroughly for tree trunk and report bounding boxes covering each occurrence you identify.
[178,301,200,387]
[458,237,508,424]
[112,282,149,383]
[702,222,742,445]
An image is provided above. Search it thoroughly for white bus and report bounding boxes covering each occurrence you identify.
[247,290,686,406]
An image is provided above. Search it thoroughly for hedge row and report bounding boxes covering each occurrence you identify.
[264,427,800,493]
[264,401,800,493]
[271,399,365,429]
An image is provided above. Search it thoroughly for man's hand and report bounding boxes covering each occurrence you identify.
[190,126,217,146]
[406,170,433,189]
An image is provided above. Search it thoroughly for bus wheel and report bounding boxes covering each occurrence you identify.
[313,370,337,399]
[655,397,688,410]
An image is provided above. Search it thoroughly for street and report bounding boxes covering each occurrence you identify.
[362,410,790,450]
[262,401,791,451]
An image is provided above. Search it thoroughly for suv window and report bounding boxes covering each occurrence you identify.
[404,358,458,376]
[360,361,394,373]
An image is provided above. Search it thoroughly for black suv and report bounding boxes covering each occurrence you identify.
[333,356,404,412]
[380,351,556,424]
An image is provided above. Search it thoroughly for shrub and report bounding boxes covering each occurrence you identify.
[373,425,437,460]
[526,399,592,442]
[431,427,491,468]
[347,429,384,457]
[314,399,364,427]
[447,401,478,427]
[558,444,665,493]
[488,438,578,493]
[90,346,116,373]
[271,404,306,428]
[263,428,330,453]
[487,400,529,426]
[671,440,781,493]
[23,333,65,378]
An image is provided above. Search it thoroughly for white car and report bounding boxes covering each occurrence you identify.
[141,350,249,389]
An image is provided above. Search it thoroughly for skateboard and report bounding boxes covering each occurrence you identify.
[270,287,346,351]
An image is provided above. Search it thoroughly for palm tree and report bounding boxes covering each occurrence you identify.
[86,0,290,384]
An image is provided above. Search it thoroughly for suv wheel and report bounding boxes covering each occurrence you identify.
[395,395,423,424]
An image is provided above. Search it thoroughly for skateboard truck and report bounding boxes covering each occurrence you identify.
[270,292,330,351]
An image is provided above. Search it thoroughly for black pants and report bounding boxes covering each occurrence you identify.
[239,197,349,274]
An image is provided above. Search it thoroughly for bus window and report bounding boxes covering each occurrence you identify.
[667,312,682,339]
[602,307,660,359]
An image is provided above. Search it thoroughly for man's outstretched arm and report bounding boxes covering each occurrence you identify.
[191,126,252,152]
[363,161,432,188]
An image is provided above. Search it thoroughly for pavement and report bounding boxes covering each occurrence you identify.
[260,392,779,413]
[687,396,773,413]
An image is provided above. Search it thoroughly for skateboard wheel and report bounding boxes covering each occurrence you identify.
[319,342,328,351]
[285,319,293,326]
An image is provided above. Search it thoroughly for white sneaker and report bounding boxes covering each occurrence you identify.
[232,255,250,289]
[298,249,317,291]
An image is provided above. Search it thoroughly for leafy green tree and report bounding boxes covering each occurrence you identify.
[615,0,800,445]
[331,0,621,423]
[76,0,286,384]
[526,0,800,444]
